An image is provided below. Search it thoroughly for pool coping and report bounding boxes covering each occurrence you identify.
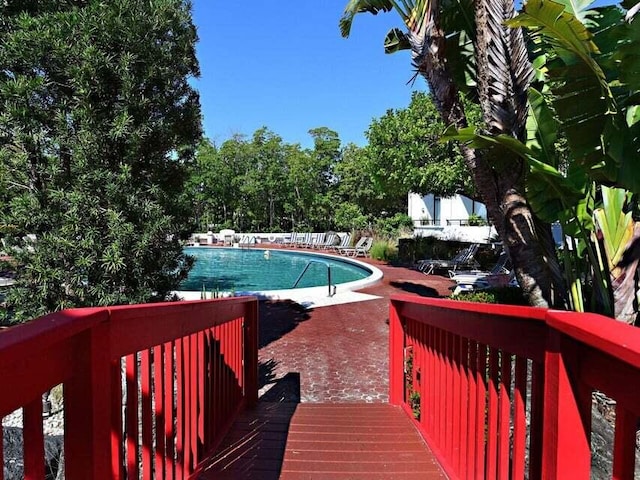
[175,248,384,307]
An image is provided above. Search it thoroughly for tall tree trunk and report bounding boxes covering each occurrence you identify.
[415,0,568,308]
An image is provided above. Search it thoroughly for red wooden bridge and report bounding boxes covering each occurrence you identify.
[2,293,640,479]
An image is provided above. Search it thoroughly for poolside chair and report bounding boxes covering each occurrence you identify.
[350,236,373,257]
[416,243,480,275]
[295,232,312,248]
[319,233,338,249]
[451,262,517,295]
[330,233,352,253]
[282,231,297,247]
[307,232,326,249]
[338,236,372,257]
[448,250,510,280]
[238,235,255,248]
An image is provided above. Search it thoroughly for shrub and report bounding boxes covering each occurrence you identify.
[370,239,398,261]
[467,213,487,226]
[451,287,528,305]
[375,213,414,238]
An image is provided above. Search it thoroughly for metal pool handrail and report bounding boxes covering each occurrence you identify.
[292,260,335,297]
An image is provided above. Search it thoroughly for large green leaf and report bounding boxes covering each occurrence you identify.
[553,0,598,26]
[615,12,640,96]
[445,30,477,93]
[340,0,395,37]
[507,0,640,191]
[507,0,610,101]
[442,126,584,222]
[384,27,411,53]
[526,88,558,167]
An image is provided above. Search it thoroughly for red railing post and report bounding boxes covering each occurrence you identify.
[64,318,112,480]
[243,299,259,407]
[389,299,404,405]
[541,329,591,479]
[613,406,637,479]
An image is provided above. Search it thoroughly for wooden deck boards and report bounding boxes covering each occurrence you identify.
[196,403,446,479]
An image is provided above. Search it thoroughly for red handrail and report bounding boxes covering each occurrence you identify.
[0,297,258,480]
[390,295,640,479]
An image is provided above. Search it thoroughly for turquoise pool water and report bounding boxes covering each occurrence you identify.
[180,247,372,292]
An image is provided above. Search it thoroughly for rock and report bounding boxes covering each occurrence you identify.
[2,427,64,480]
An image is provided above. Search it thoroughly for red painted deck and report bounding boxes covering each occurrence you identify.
[196,403,445,479]
[195,259,450,479]
[5,253,640,479]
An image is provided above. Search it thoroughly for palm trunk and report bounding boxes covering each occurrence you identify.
[414,0,568,308]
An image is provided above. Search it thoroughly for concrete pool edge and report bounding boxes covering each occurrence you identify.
[175,249,384,308]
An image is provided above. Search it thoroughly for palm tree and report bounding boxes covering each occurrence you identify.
[341,0,568,307]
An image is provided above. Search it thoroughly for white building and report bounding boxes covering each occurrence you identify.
[408,193,496,243]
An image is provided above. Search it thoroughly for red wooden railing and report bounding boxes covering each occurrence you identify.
[390,295,640,479]
[0,297,258,480]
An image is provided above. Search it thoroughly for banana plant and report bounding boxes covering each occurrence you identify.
[593,187,639,323]
[443,0,640,320]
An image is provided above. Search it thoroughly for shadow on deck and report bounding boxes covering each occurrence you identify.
[196,403,445,480]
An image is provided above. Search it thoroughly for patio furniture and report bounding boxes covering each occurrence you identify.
[282,231,297,247]
[306,232,326,249]
[449,251,513,294]
[238,235,256,248]
[295,232,312,248]
[416,243,480,275]
[319,233,338,249]
[330,233,352,252]
[338,236,373,257]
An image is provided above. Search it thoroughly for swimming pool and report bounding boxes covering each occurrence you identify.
[180,247,374,292]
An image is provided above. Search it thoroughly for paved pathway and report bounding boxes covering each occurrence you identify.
[257,259,453,403]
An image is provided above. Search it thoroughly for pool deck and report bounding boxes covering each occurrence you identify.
[257,253,454,403]
[199,251,454,479]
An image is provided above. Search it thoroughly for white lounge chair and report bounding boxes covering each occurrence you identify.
[307,232,326,249]
[450,251,516,294]
[338,237,372,257]
[416,244,480,275]
[330,233,352,253]
[320,233,338,249]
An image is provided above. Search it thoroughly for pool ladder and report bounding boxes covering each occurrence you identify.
[292,260,336,297]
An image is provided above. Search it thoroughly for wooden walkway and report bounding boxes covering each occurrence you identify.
[196,403,445,479]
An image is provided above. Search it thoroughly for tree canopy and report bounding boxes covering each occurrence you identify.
[0,0,201,322]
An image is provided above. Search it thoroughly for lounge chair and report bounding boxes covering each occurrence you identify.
[338,236,373,257]
[350,237,373,257]
[282,231,297,247]
[295,232,312,248]
[416,243,480,275]
[448,250,510,280]
[451,259,517,294]
[238,235,256,248]
[306,232,326,249]
[319,233,338,249]
[330,233,352,253]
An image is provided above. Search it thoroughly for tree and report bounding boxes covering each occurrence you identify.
[341,0,567,308]
[451,0,640,321]
[364,91,476,200]
[0,0,201,322]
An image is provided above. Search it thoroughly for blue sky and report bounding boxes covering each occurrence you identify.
[191,1,424,148]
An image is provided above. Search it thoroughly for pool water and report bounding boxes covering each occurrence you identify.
[180,247,372,292]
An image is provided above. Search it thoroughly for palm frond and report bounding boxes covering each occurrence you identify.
[340,0,395,37]
[475,0,532,137]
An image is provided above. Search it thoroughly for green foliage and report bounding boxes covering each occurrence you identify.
[334,203,369,231]
[467,213,486,226]
[374,213,414,238]
[452,288,529,305]
[369,239,398,261]
[365,92,476,199]
[0,0,201,322]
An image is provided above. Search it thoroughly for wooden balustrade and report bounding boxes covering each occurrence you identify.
[0,297,258,480]
[390,295,640,479]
